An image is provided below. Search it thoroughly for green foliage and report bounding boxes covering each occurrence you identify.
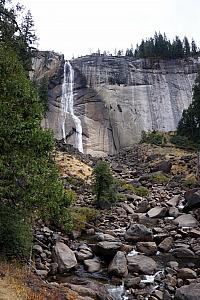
[0,46,73,254]
[141,131,166,146]
[150,172,169,184]
[0,1,37,71]
[183,174,197,187]
[132,32,197,59]
[70,207,99,231]
[116,193,127,202]
[119,181,149,197]
[92,160,117,209]
[134,186,149,197]
[170,134,199,150]
[176,72,200,147]
[34,75,49,113]
[0,204,32,257]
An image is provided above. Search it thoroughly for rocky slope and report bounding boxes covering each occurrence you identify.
[32,52,200,155]
[31,144,200,300]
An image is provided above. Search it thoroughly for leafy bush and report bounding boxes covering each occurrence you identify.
[50,189,76,232]
[0,205,32,257]
[183,174,197,187]
[170,134,200,150]
[134,186,149,197]
[92,161,117,209]
[150,172,169,184]
[70,207,99,231]
[116,193,127,202]
[141,131,167,146]
[0,47,74,253]
[119,181,149,197]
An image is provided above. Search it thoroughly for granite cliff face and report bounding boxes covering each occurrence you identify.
[32,52,200,156]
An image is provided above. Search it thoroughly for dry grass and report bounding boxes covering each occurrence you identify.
[0,259,83,300]
[55,152,92,184]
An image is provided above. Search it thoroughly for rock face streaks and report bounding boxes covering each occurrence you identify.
[32,52,200,156]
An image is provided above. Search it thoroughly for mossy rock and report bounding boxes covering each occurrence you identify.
[150,172,169,184]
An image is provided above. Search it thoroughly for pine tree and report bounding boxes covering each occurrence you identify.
[191,39,197,56]
[183,36,190,56]
[177,72,200,141]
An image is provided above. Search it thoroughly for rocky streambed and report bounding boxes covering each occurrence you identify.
[32,145,200,300]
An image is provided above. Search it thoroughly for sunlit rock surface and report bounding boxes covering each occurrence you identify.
[32,52,200,156]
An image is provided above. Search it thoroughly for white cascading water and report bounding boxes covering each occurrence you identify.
[61,61,83,153]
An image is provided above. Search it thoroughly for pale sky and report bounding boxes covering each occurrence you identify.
[13,0,200,59]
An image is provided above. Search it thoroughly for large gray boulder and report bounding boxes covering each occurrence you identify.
[183,189,200,212]
[125,223,153,242]
[175,283,200,300]
[127,254,157,275]
[147,206,167,218]
[53,242,77,273]
[108,251,128,277]
[174,214,198,227]
[93,241,122,257]
[84,257,101,273]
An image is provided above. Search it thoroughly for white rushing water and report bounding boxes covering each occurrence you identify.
[108,282,128,300]
[61,61,83,153]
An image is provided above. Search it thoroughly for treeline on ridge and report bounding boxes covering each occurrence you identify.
[93,32,198,60]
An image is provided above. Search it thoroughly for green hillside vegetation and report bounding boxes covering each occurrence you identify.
[0,1,73,256]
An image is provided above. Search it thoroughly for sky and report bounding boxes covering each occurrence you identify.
[13,0,200,60]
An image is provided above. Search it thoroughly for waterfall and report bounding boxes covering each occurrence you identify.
[61,61,83,153]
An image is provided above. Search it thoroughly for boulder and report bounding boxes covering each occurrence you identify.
[136,242,157,255]
[93,241,122,257]
[84,258,101,273]
[125,223,153,242]
[147,206,167,218]
[174,214,198,227]
[172,247,195,258]
[135,199,150,213]
[127,254,157,275]
[122,203,134,214]
[183,189,200,212]
[177,268,197,279]
[53,242,77,273]
[76,248,93,261]
[108,251,128,277]
[124,276,141,288]
[151,160,172,174]
[169,207,179,218]
[158,237,173,252]
[167,195,181,207]
[175,283,200,300]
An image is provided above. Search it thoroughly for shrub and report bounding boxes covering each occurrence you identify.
[150,172,169,184]
[0,205,32,257]
[119,180,149,197]
[92,161,117,209]
[170,134,200,150]
[134,186,149,197]
[50,189,76,232]
[183,174,197,187]
[141,131,166,146]
[0,47,74,252]
[70,207,99,231]
[116,193,127,202]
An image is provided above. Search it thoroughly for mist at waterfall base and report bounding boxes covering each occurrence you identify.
[61,61,83,153]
